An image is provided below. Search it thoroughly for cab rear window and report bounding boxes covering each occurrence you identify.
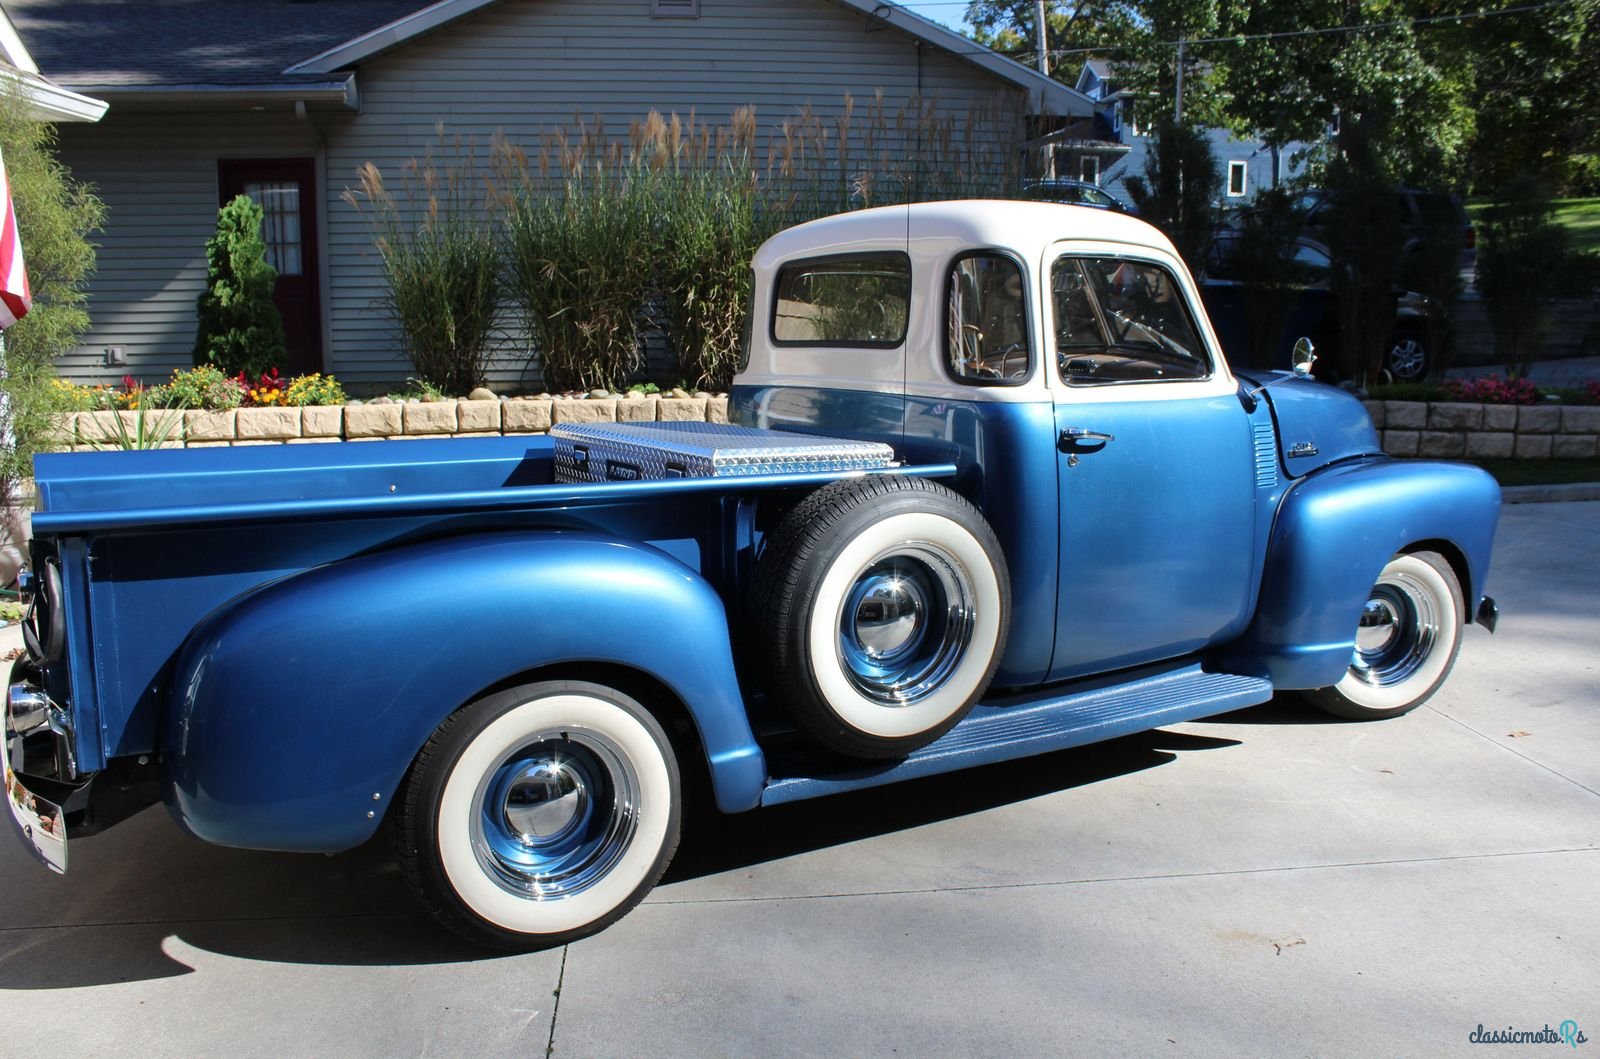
[771,253,911,347]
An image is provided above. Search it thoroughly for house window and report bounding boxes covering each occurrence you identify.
[652,0,698,16]
[1112,103,1122,133]
[1080,155,1100,185]
[771,252,911,347]
[946,252,1031,385]
[243,180,303,275]
[1227,160,1248,198]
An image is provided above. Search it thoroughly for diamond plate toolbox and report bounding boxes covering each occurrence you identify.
[550,422,896,483]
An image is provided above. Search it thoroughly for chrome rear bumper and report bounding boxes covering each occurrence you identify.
[5,679,82,873]
[3,764,67,872]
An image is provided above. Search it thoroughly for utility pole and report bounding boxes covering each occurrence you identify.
[1174,36,1185,124]
[1034,0,1049,75]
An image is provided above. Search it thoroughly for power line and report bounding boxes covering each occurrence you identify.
[882,0,1587,59]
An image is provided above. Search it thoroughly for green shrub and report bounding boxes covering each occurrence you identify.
[165,364,243,409]
[346,133,501,395]
[1477,175,1578,377]
[0,83,106,489]
[193,195,286,377]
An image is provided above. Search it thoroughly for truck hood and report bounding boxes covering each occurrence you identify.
[1237,372,1383,478]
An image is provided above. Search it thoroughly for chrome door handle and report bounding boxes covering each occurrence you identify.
[1058,427,1115,450]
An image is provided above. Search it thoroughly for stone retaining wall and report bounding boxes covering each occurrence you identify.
[54,395,731,449]
[1366,401,1600,460]
[50,397,1600,462]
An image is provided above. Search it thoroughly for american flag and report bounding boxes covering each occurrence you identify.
[0,146,30,330]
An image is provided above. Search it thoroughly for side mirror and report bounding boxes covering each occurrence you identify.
[1291,337,1317,377]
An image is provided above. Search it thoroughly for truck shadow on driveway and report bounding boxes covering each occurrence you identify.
[0,724,1256,987]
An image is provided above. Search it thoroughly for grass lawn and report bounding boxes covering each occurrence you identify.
[1465,457,1600,487]
[1467,197,1600,254]
[1553,198,1600,255]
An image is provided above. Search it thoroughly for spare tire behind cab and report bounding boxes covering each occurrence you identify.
[752,475,1011,759]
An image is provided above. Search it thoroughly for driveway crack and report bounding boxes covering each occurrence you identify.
[1427,704,1600,799]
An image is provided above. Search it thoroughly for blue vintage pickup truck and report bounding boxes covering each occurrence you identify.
[6,201,1500,949]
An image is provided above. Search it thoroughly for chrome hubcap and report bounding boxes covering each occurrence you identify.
[852,571,928,660]
[470,730,638,900]
[1350,573,1438,687]
[502,760,588,843]
[837,542,976,707]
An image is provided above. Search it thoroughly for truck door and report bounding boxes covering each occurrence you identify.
[1046,248,1257,681]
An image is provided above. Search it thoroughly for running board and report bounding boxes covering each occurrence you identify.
[760,662,1273,806]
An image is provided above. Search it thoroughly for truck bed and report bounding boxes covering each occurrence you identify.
[28,435,953,770]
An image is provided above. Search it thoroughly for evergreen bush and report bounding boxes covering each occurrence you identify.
[192,194,285,377]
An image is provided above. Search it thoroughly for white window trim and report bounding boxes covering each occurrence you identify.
[1080,155,1100,185]
[1227,160,1248,198]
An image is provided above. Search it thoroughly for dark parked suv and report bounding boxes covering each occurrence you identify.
[1288,187,1476,280]
[1199,233,1444,381]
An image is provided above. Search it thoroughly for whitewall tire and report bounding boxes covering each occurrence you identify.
[397,681,680,949]
[1303,551,1465,720]
[754,476,1011,759]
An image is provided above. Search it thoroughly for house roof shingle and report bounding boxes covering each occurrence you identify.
[5,0,1091,115]
[3,0,426,89]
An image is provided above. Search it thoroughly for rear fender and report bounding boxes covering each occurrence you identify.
[1222,458,1500,688]
[164,531,766,853]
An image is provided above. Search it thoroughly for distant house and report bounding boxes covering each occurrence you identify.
[1048,59,1310,210]
[8,0,1095,389]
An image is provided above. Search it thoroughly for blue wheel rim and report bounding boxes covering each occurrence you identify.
[836,542,976,706]
[468,729,639,900]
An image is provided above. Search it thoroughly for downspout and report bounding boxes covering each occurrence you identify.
[295,100,334,374]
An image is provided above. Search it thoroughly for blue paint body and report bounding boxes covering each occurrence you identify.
[166,532,764,850]
[1221,456,1501,688]
[16,237,1499,864]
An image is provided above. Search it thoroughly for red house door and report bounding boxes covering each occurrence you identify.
[220,159,322,376]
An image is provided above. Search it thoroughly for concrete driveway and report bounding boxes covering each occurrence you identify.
[3,503,1596,1057]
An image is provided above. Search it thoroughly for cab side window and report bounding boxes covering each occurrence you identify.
[1052,256,1210,385]
[946,253,1031,384]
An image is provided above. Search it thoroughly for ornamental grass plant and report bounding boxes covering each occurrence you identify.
[358,94,1025,394]
[497,120,657,393]
[346,129,502,395]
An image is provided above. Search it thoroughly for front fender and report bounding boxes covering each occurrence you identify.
[164,531,766,853]
[1222,458,1500,689]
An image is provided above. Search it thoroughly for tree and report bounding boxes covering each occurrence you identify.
[964,0,1230,127]
[1123,115,1218,265]
[1476,174,1578,377]
[1217,1,1476,187]
[1464,0,1597,193]
[0,84,105,500]
[193,194,285,377]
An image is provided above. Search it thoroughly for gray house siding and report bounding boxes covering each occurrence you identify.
[56,0,1032,389]
[54,114,320,383]
[318,0,1030,388]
